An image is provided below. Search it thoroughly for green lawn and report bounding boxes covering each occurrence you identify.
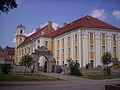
[0,74,59,81]
[80,74,120,80]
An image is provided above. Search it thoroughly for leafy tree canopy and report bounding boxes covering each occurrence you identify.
[101,52,112,65]
[0,0,17,13]
[20,55,33,67]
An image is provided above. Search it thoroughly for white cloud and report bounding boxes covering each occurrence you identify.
[90,9,106,19]
[112,10,120,19]
[52,22,59,30]
[12,38,16,44]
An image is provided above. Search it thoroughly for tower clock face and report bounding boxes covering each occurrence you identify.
[41,31,45,35]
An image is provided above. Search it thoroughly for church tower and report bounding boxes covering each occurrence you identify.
[16,24,26,47]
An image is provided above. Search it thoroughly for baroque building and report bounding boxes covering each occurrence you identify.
[15,16,120,68]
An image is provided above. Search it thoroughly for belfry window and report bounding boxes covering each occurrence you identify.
[20,30,23,34]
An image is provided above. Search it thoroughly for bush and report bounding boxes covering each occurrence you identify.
[0,64,12,74]
[56,66,62,73]
[67,59,82,76]
[86,63,90,69]
[70,63,82,76]
[101,52,112,75]
[103,67,111,75]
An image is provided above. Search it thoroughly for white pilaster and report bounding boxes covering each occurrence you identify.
[78,30,82,67]
[107,32,112,53]
[64,36,67,64]
[118,33,120,61]
[82,31,88,67]
[71,34,74,60]
[95,32,101,66]
[59,38,62,65]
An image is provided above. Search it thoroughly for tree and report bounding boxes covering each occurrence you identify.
[101,52,112,75]
[20,54,33,73]
[0,64,12,74]
[0,0,17,13]
[67,58,82,76]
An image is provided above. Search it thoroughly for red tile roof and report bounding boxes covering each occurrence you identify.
[18,23,54,47]
[6,46,15,53]
[0,54,14,61]
[43,16,120,37]
[18,16,120,47]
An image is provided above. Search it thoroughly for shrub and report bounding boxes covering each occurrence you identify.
[0,64,12,74]
[67,58,82,76]
[111,58,120,69]
[56,66,62,73]
[103,67,111,75]
[70,63,82,76]
[101,52,112,75]
[86,63,90,69]
[20,54,33,73]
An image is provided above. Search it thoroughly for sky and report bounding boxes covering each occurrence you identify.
[0,0,120,48]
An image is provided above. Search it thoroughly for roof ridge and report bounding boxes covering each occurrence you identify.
[43,16,120,38]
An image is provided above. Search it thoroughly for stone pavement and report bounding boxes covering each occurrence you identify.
[0,73,120,90]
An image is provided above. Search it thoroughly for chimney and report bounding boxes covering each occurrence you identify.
[48,21,52,26]
[63,22,67,27]
[47,21,54,33]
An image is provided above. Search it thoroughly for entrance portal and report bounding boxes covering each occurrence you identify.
[32,46,56,73]
[38,56,48,72]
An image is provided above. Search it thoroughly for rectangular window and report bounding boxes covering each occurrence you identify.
[37,40,40,43]
[62,38,64,44]
[102,46,106,53]
[45,41,48,46]
[57,50,59,55]
[75,46,77,53]
[75,34,77,40]
[57,40,59,45]
[62,49,64,54]
[57,40,59,44]
[25,48,26,54]
[57,61,59,65]
[68,37,70,42]
[28,47,30,53]
[90,45,94,52]
[90,33,94,40]
[62,61,64,65]
[19,50,21,56]
[68,48,71,54]
[113,34,117,41]
[21,49,23,55]
[102,33,105,40]
[113,47,116,53]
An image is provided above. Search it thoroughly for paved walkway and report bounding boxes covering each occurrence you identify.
[0,73,120,90]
